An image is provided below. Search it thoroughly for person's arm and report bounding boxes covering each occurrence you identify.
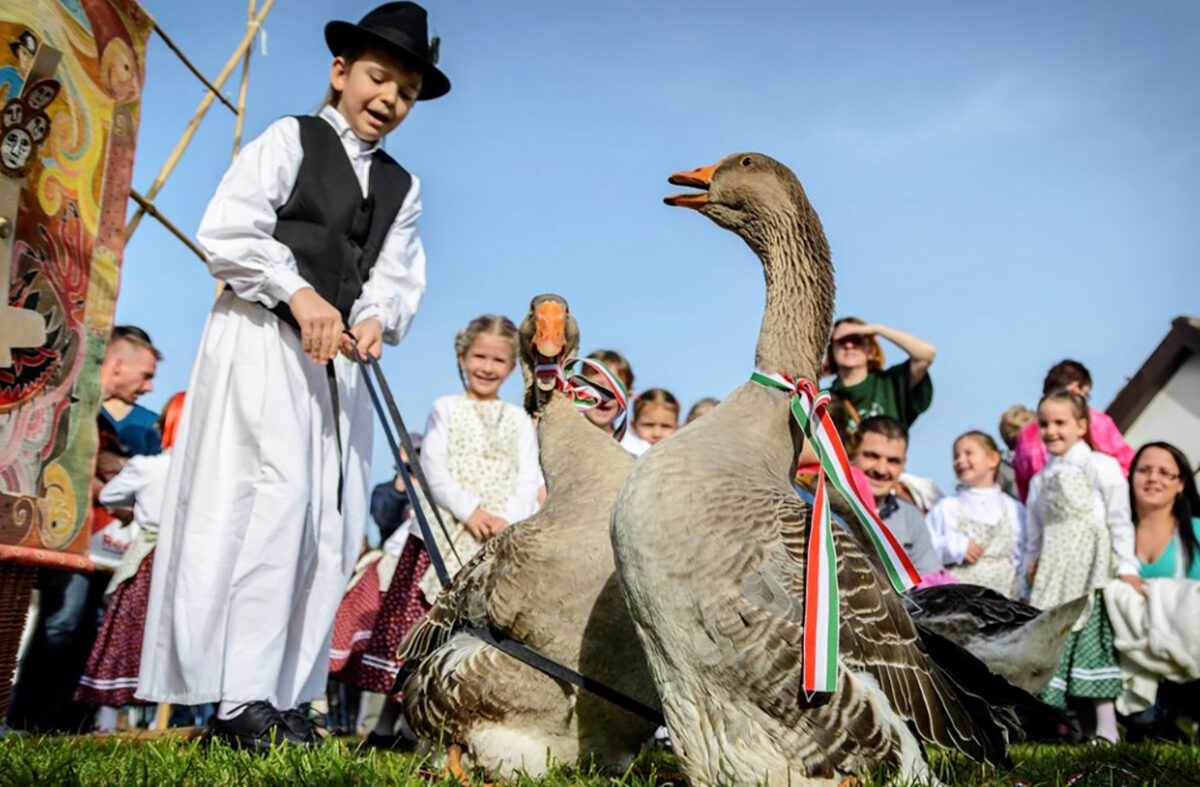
[345,177,427,358]
[195,117,310,309]
[1010,499,1028,571]
[97,455,149,509]
[871,324,936,384]
[1096,459,1141,581]
[497,410,541,524]
[420,399,482,523]
[1022,476,1044,580]
[925,501,969,565]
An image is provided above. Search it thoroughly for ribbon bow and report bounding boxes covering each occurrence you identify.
[750,371,921,693]
[535,358,630,440]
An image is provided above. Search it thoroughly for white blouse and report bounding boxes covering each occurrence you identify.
[98,452,172,532]
[421,395,541,524]
[196,104,426,344]
[1024,440,1138,577]
[924,485,1026,567]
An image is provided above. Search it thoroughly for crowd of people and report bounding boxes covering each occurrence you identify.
[6,0,1196,756]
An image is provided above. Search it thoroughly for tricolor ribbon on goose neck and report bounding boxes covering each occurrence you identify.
[535,358,630,440]
[750,370,921,693]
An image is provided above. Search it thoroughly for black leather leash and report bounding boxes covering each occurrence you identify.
[349,342,664,726]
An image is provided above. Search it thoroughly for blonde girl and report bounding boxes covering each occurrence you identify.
[925,431,1026,597]
[418,314,541,600]
[1023,391,1141,742]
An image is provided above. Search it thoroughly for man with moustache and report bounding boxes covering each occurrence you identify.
[851,415,943,579]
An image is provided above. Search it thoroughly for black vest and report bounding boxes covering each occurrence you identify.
[270,115,413,331]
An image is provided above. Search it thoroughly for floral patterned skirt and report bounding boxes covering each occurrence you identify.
[329,537,431,694]
[74,551,154,706]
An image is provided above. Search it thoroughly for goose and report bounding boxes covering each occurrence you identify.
[904,585,1088,695]
[610,154,1032,786]
[397,294,659,779]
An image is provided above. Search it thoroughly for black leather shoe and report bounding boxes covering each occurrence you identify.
[209,701,286,751]
[279,705,322,746]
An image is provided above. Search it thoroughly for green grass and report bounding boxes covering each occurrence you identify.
[0,738,1195,786]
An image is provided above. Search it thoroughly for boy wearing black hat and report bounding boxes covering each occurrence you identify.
[138,3,449,749]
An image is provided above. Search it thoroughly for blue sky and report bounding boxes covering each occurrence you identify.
[117,1,1199,503]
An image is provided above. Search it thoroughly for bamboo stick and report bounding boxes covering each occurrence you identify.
[128,189,208,263]
[231,0,257,158]
[152,22,237,114]
[125,0,277,241]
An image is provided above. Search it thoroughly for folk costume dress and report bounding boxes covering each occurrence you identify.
[416,394,540,602]
[925,485,1026,597]
[75,452,170,705]
[138,105,426,711]
[1024,441,1138,709]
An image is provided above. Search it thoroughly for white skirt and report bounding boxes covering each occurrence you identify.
[137,291,372,708]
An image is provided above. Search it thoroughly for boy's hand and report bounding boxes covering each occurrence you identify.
[289,288,343,365]
[341,317,383,360]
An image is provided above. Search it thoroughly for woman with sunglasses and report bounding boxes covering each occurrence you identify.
[824,317,937,429]
[1124,441,1200,739]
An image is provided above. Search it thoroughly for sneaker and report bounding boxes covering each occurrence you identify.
[209,702,286,752]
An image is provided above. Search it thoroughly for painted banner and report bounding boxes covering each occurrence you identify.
[0,0,151,570]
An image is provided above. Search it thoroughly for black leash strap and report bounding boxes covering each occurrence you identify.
[467,625,665,726]
[349,345,462,586]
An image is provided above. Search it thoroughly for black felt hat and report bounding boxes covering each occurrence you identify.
[325,2,450,100]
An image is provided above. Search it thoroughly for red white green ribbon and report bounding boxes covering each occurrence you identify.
[750,370,921,692]
[535,358,630,440]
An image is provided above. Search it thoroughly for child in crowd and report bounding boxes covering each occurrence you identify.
[630,388,679,455]
[76,393,185,721]
[139,3,449,749]
[1013,360,1134,501]
[578,349,643,454]
[686,397,719,424]
[418,314,541,602]
[998,405,1035,497]
[1024,391,1142,742]
[925,431,1026,597]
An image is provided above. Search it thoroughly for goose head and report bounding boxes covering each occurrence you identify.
[519,293,580,415]
[665,152,821,252]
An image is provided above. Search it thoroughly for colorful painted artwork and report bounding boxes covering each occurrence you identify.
[0,0,151,570]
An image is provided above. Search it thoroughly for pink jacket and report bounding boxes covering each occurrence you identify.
[1012,407,1135,501]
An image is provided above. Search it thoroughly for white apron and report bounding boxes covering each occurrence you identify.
[137,291,371,708]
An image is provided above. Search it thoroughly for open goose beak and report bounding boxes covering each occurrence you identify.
[664,162,718,209]
[533,300,567,390]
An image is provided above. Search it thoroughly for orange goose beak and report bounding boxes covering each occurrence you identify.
[533,300,567,359]
[664,162,718,209]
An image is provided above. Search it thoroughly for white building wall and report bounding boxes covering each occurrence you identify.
[1122,354,1200,480]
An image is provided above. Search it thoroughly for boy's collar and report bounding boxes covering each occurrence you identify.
[318,105,384,154]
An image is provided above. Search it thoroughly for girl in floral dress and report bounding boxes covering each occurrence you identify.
[1023,391,1143,742]
[331,314,540,746]
[926,431,1026,597]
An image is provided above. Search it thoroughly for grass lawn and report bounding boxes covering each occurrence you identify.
[0,737,1196,787]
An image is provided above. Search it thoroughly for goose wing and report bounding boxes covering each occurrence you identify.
[709,492,1015,765]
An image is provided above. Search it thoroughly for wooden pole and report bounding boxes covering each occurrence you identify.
[124,0,277,241]
[152,22,237,114]
[231,0,257,159]
[128,189,208,263]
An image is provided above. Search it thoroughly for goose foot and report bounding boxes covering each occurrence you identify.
[837,777,860,787]
[438,744,496,787]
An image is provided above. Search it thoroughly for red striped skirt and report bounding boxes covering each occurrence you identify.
[329,537,431,694]
[74,551,154,706]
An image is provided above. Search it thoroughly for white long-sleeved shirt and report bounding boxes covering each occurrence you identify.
[98,452,172,533]
[196,104,426,344]
[1023,440,1138,577]
[421,395,541,525]
[924,485,1026,568]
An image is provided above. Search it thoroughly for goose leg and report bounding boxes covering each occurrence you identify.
[438,744,497,787]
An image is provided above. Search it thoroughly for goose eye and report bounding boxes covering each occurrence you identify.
[741,156,752,167]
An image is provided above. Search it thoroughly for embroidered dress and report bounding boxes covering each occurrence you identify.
[329,530,431,693]
[926,486,1025,597]
[417,394,540,602]
[1026,442,1136,708]
[75,452,170,706]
